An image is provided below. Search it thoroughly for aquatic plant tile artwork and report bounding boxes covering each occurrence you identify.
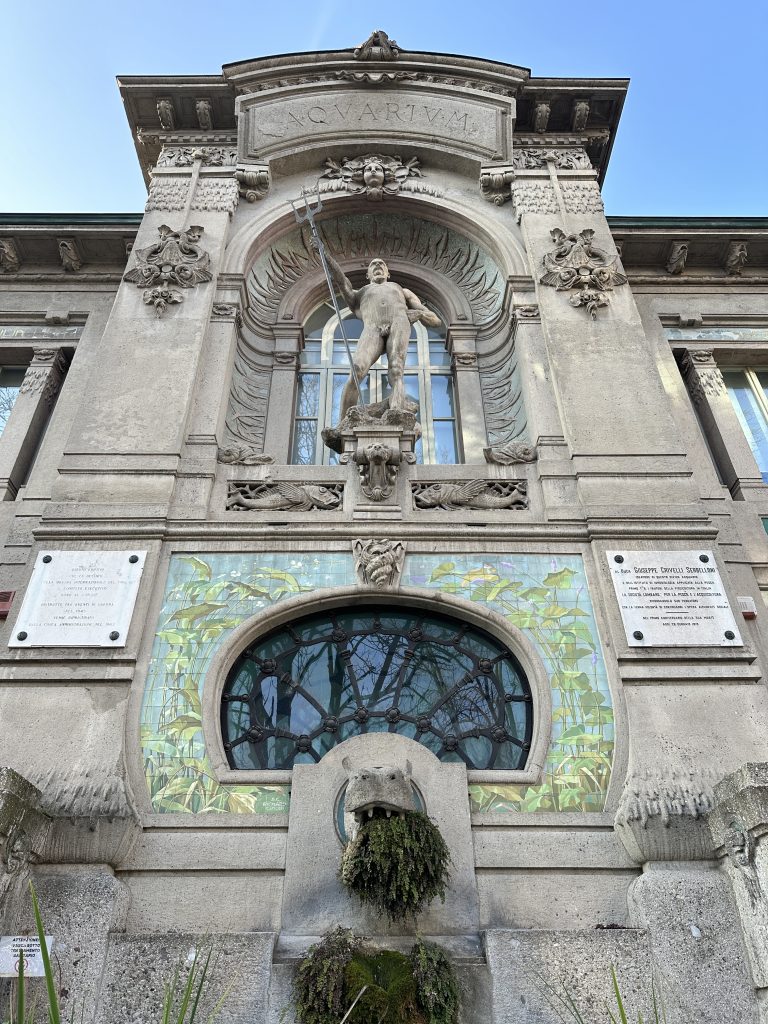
[141,552,612,814]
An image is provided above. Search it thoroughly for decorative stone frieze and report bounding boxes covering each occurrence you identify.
[156,146,237,167]
[411,479,528,510]
[236,165,270,202]
[483,441,537,465]
[145,180,188,211]
[354,29,400,60]
[335,69,416,84]
[666,240,689,275]
[724,240,748,275]
[510,181,559,216]
[540,228,627,319]
[226,478,344,511]
[614,768,718,863]
[145,178,239,213]
[320,154,435,200]
[123,224,212,317]
[511,148,591,169]
[479,167,514,205]
[57,237,83,272]
[353,539,406,589]
[0,238,20,273]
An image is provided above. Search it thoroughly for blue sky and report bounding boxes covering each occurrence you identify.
[1,0,765,216]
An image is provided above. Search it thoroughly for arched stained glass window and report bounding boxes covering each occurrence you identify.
[221,606,532,771]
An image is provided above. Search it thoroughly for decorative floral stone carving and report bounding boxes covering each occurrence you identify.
[562,182,605,215]
[724,240,748,276]
[510,182,559,216]
[195,99,213,130]
[666,240,689,275]
[124,224,212,317]
[540,228,627,319]
[353,539,406,590]
[336,69,416,84]
[226,478,343,511]
[157,146,238,167]
[236,165,270,202]
[57,238,83,272]
[512,148,591,170]
[483,441,537,465]
[480,168,514,205]
[321,154,432,201]
[156,97,175,130]
[411,479,528,510]
[0,238,20,273]
[347,441,413,502]
[354,29,400,61]
[217,446,274,465]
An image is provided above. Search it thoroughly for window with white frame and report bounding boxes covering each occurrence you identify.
[290,304,461,466]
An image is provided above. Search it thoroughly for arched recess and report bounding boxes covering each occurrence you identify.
[201,585,552,787]
[221,193,531,461]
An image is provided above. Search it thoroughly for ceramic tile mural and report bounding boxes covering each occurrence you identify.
[142,552,612,814]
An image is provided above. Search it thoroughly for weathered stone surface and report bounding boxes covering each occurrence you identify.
[96,932,274,1024]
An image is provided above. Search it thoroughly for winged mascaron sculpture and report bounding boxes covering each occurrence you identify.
[539,228,627,319]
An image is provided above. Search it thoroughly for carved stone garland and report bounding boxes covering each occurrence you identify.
[123,224,212,317]
[539,228,627,319]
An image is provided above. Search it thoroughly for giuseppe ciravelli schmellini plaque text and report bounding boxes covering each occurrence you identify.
[9,550,146,648]
[607,550,742,647]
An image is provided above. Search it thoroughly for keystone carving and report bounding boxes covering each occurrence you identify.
[217,446,274,465]
[321,154,430,200]
[484,441,537,465]
[353,539,406,590]
[0,239,20,273]
[57,238,83,272]
[195,99,213,130]
[226,478,343,511]
[666,240,689,275]
[354,29,400,61]
[236,165,270,202]
[346,441,413,502]
[724,241,748,276]
[540,228,627,319]
[411,479,528,510]
[124,224,212,317]
[480,168,514,205]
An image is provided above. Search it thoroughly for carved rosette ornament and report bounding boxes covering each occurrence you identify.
[321,154,430,201]
[353,539,406,590]
[539,228,627,319]
[124,224,212,317]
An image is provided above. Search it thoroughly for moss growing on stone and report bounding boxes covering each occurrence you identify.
[410,939,461,1024]
[344,949,425,1024]
[293,927,358,1024]
[341,811,450,922]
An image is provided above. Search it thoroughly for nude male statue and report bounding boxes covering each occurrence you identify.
[319,245,441,422]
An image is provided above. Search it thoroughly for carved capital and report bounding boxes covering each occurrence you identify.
[681,350,726,405]
[19,349,66,405]
[479,167,514,205]
[353,539,406,589]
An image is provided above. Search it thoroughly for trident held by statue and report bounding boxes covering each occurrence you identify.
[290,187,364,407]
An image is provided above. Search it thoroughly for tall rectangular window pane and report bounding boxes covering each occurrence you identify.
[433,420,458,464]
[0,366,25,436]
[295,373,320,418]
[430,375,455,418]
[291,419,317,465]
[724,370,768,481]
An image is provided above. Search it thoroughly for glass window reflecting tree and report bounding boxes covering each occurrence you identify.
[221,606,532,771]
[290,304,460,466]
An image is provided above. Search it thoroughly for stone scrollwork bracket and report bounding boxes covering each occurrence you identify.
[343,441,415,502]
[236,165,270,202]
[123,224,212,317]
[540,227,627,319]
[480,166,514,206]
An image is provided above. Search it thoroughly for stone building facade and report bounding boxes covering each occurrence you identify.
[1,35,768,1024]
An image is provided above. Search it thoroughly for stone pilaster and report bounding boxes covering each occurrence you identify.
[0,348,66,500]
[447,325,485,463]
[264,326,302,464]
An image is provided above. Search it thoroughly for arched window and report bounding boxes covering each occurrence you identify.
[290,304,460,466]
[221,606,532,771]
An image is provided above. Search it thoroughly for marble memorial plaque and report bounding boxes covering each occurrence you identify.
[9,550,146,648]
[0,936,53,977]
[607,550,742,647]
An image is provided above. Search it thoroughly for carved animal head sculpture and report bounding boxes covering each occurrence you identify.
[343,757,416,822]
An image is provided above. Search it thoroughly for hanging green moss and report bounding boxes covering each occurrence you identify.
[341,811,450,922]
[293,930,460,1024]
[410,940,461,1024]
[293,927,358,1024]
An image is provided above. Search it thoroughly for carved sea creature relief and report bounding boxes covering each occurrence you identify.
[124,224,212,317]
[226,478,343,511]
[412,479,528,511]
[217,446,274,465]
[347,442,413,502]
[483,441,537,465]
[353,539,406,589]
[540,228,627,319]
[321,154,424,201]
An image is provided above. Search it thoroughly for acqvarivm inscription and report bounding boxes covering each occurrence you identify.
[256,99,476,140]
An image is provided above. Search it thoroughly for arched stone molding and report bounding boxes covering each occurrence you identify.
[200,584,552,789]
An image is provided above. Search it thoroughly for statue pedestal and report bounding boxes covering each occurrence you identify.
[329,405,418,518]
